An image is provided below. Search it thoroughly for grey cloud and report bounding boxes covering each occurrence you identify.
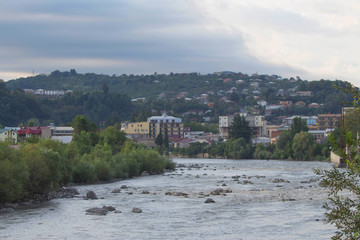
[0,0,305,79]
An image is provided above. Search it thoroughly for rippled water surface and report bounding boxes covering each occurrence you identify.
[0,158,335,240]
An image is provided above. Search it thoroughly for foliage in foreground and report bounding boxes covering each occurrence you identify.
[315,83,360,240]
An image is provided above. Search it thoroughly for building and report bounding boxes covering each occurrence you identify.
[17,127,51,140]
[0,129,18,144]
[121,121,150,139]
[309,103,320,108]
[309,130,326,143]
[246,115,267,137]
[317,114,341,130]
[148,113,183,139]
[219,114,267,139]
[219,115,235,139]
[295,101,306,107]
[279,100,292,107]
[283,116,317,128]
[50,126,74,136]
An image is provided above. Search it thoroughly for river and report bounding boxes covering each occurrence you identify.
[0,158,335,240]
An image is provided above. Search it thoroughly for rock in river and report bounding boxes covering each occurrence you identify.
[85,191,98,200]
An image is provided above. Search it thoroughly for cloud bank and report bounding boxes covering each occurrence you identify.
[0,0,359,85]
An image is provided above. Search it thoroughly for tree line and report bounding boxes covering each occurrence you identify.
[0,115,174,204]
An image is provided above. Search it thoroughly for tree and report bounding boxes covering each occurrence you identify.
[155,131,163,147]
[163,127,169,150]
[230,115,252,142]
[290,117,308,138]
[315,83,360,239]
[72,115,97,136]
[292,131,314,160]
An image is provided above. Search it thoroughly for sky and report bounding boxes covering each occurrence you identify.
[1,0,360,86]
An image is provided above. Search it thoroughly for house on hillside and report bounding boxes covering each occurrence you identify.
[17,127,51,141]
[0,129,18,144]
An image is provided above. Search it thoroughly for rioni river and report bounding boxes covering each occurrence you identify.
[0,158,335,240]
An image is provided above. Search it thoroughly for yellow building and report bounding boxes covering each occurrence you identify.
[121,122,150,139]
[0,129,18,144]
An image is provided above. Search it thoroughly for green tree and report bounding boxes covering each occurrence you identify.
[315,83,360,239]
[290,117,308,138]
[155,131,163,146]
[163,127,169,150]
[72,115,97,136]
[230,115,252,142]
[292,131,314,160]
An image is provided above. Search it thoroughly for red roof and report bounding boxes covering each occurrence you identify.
[17,127,50,136]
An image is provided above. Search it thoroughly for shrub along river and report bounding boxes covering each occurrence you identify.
[0,158,335,240]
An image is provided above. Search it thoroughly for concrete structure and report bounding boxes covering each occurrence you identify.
[148,113,183,139]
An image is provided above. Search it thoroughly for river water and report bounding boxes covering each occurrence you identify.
[0,158,335,240]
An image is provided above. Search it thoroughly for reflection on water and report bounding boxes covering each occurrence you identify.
[0,158,335,240]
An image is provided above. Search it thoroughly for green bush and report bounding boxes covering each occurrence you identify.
[0,143,28,203]
[72,160,96,183]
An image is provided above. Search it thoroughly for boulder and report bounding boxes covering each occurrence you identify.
[132,207,142,213]
[121,185,128,189]
[269,178,290,183]
[141,171,150,176]
[204,198,215,203]
[103,206,116,211]
[141,190,150,194]
[225,188,232,193]
[111,188,121,193]
[210,188,224,196]
[86,206,116,215]
[85,191,98,200]
[86,207,108,216]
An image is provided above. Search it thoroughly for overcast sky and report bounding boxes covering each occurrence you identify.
[1,0,359,86]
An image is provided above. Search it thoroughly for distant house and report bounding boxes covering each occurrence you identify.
[279,100,292,107]
[257,100,267,107]
[317,114,341,130]
[0,129,18,144]
[309,103,320,108]
[295,101,306,107]
[17,127,51,140]
[236,80,245,85]
[223,78,233,83]
[291,91,314,97]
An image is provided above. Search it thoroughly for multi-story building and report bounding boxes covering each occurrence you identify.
[317,114,341,130]
[219,115,234,139]
[148,113,183,139]
[219,114,267,139]
[246,115,267,137]
[121,121,150,139]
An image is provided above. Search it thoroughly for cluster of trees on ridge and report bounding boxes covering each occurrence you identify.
[0,115,174,204]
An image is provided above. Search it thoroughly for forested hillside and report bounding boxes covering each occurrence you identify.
[2,70,355,127]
